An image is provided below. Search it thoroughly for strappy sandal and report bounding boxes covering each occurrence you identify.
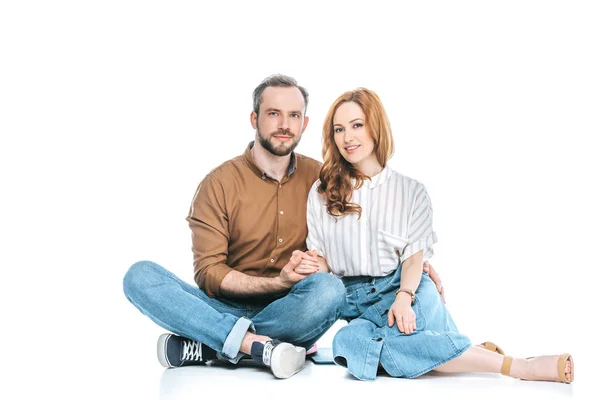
[500,353,574,383]
[480,341,505,355]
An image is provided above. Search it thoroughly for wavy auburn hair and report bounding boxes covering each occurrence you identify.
[318,88,394,218]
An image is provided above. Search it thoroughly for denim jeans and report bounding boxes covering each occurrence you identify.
[123,260,345,363]
[333,265,471,380]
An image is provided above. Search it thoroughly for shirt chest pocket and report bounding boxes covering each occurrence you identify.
[377,230,409,274]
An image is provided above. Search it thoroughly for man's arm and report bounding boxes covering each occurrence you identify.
[187,174,235,297]
[423,260,445,303]
[220,250,319,298]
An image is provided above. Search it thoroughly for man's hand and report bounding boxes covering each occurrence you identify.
[278,250,319,288]
[423,260,445,303]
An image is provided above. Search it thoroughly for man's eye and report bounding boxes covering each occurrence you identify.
[269,112,278,116]
[291,113,300,118]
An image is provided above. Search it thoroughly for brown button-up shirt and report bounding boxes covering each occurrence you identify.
[187,142,322,298]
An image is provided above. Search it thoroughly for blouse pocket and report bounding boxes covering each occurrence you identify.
[377,230,409,275]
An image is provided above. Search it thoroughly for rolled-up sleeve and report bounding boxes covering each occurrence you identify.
[186,175,231,297]
[400,184,438,263]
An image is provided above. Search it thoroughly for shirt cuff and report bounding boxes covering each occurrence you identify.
[400,232,438,263]
[202,264,233,298]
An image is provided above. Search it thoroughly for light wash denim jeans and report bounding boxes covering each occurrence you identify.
[333,265,471,380]
[123,260,345,363]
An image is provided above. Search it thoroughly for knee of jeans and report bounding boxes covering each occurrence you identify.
[122,260,162,299]
[301,273,346,312]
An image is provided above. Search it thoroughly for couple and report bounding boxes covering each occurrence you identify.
[123,74,573,383]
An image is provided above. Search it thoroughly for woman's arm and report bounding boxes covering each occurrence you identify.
[398,250,424,300]
[305,185,330,273]
[388,250,423,334]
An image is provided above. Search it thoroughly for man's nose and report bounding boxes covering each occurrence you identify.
[279,115,290,131]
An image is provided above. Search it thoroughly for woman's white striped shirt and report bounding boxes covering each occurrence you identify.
[306,166,437,277]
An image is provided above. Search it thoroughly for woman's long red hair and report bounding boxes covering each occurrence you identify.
[318,88,394,218]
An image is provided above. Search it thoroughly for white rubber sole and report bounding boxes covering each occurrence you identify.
[269,343,307,379]
[157,333,173,368]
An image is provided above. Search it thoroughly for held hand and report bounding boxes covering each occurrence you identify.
[387,293,417,334]
[279,250,318,288]
[293,250,320,275]
[424,260,445,304]
[306,249,329,273]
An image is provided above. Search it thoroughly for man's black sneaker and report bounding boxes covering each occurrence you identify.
[157,333,216,368]
[250,340,306,379]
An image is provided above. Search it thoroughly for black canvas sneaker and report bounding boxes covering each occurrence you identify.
[157,333,216,368]
[250,339,306,379]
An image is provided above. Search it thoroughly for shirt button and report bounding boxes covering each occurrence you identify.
[370,288,376,294]
[367,278,374,283]
[278,238,283,243]
[279,210,284,215]
[383,309,389,314]
[270,258,275,263]
[376,337,383,342]
[262,176,266,180]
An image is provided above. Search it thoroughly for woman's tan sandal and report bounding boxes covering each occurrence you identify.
[500,354,574,383]
[480,341,505,355]
[556,354,574,383]
[500,356,513,376]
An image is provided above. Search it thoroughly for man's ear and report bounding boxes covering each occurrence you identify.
[250,111,258,129]
[301,115,309,134]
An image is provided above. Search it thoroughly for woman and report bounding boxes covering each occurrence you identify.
[303,88,573,382]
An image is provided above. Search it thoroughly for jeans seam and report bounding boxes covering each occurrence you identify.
[381,342,402,376]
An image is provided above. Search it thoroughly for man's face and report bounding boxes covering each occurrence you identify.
[251,86,309,156]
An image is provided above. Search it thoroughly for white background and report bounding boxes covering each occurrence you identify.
[0,1,598,399]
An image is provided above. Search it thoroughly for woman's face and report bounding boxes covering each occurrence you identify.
[333,101,380,174]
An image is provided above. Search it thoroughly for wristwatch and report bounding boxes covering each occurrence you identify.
[395,288,415,304]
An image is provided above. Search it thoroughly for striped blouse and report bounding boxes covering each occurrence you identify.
[306,166,437,277]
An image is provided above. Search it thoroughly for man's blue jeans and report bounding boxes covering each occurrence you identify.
[123,260,345,363]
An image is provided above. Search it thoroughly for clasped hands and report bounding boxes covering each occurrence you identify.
[278,250,321,287]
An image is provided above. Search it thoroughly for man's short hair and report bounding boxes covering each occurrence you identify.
[252,74,309,115]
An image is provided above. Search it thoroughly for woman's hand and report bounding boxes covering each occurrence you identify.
[388,293,417,334]
[292,251,320,275]
[299,250,329,273]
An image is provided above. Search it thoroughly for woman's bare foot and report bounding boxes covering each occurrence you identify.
[509,355,573,383]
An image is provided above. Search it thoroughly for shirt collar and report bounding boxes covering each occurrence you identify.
[243,141,297,179]
[367,165,391,189]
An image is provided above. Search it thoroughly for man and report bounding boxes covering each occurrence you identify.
[123,74,445,379]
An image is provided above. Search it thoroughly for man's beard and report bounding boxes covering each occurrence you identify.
[256,126,301,157]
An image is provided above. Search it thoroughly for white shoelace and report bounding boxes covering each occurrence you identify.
[182,340,203,362]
